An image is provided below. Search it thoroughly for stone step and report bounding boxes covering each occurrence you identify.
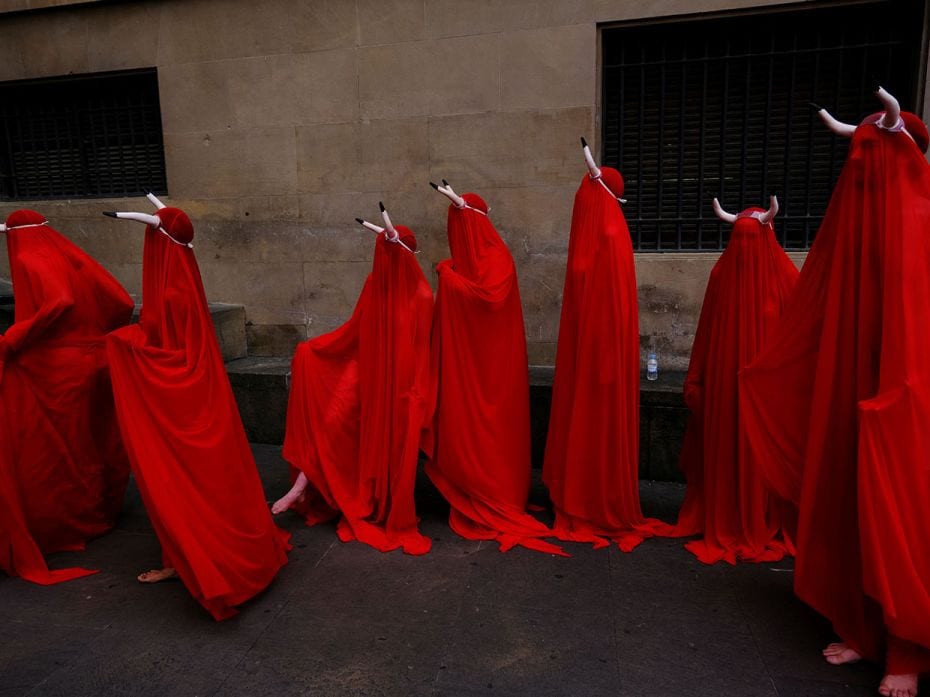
[227,356,291,445]
[0,279,12,333]
[226,357,689,483]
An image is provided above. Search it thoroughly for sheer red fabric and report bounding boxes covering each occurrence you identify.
[106,209,290,620]
[425,194,564,556]
[543,170,670,551]
[282,228,433,555]
[741,120,930,669]
[671,209,798,564]
[0,210,133,585]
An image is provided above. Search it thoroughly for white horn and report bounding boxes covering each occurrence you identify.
[817,108,857,137]
[0,223,6,232]
[430,181,466,208]
[759,195,779,225]
[146,193,167,210]
[581,137,601,179]
[379,202,399,241]
[876,86,902,129]
[712,198,738,224]
[355,217,385,235]
[103,211,161,227]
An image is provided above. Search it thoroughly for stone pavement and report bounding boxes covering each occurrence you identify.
[0,445,904,697]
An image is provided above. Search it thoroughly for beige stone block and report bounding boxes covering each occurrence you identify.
[161,50,357,134]
[359,34,500,119]
[12,10,89,78]
[358,0,425,45]
[164,127,298,198]
[501,24,595,111]
[429,107,593,189]
[85,2,161,73]
[476,185,576,260]
[0,18,26,81]
[163,195,301,223]
[297,118,430,194]
[302,260,371,337]
[516,252,565,347]
[158,0,357,65]
[199,259,305,326]
[590,0,805,23]
[426,0,592,37]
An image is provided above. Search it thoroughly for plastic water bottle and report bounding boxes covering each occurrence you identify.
[646,352,658,381]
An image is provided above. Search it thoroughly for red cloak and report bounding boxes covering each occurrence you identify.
[543,169,670,551]
[741,116,930,672]
[425,194,564,556]
[0,210,133,585]
[282,227,433,555]
[106,208,290,621]
[671,208,798,564]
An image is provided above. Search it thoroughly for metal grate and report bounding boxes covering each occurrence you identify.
[602,0,925,251]
[0,69,167,200]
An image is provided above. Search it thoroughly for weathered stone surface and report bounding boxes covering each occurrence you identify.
[501,24,596,112]
[357,0,425,46]
[358,34,501,119]
[163,127,298,198]
[428,108,594,189]
[302,259,370,338]
[227,356,290,444]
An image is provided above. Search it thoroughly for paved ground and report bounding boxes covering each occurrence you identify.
[1,445,910,697]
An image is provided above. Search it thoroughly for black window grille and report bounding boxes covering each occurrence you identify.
[0,69,167,200]
[602,1,925,251]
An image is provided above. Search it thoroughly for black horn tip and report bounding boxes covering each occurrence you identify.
[355,217,364,225]
[378,201,386,212]
[429,181,439,190]
[441,179,449,187]
[580,136,588,148]
[808,101,824,111]
[102,211,117,218]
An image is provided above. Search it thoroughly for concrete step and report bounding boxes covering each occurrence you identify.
[227,356,291,445]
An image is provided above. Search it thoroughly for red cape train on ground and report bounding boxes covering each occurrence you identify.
[741,110,930,673]
[671,199,798,564]
[543,168,670,552]
[0,210,133,585]
[280,224,434,555]
[425,191,564,556]
[106,207,290,621]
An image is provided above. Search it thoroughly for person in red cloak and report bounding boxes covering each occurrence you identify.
[670,195,798,564]
[424,180,564,556]
[272,203,433,555]
[0,210,133,585]
[740,88,930,697]
[542,139,671,552]
[103,196,290,621]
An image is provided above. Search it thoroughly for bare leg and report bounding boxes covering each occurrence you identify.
[137,568,178,583]
[878,673,918,697]
[823,642,863,665]
[272,472,308,515]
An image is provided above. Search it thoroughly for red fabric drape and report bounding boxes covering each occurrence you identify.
[671,210,798,564]
[0,210,133,585]
[282,228,433,555]
[106,209,290,621]
[741,120,930,668]
[543,170,670,551]
[425,194,564,556]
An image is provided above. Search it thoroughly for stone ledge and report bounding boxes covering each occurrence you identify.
[227,356,291,445]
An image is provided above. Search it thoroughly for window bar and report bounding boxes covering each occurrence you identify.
[637,44,646,250]
[718,37,731,250]
[803,32,824,249]
[739,37,752,216]
[781,32,799,248]
[761,33,775,210]
[657,41,667,249]
[676,51,686,250]
[697,40,709,249]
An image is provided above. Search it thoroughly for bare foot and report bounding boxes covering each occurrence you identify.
[137,567,178,583]
[879,673,918,697]
[823,642,862,665]
[272,473,308,515]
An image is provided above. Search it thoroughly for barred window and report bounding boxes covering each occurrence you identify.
[0,68,167,200]
[602,0,925,251]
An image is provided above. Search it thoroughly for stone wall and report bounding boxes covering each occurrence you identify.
[0,0,896,367]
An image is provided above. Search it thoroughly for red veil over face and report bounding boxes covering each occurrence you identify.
[106,208,290,621]
[282,227,434,555]
[671,209,799,564]
[425,194,564,556]
[543,169,670,551]
[741,118,930,672]
[0,210,133,585]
